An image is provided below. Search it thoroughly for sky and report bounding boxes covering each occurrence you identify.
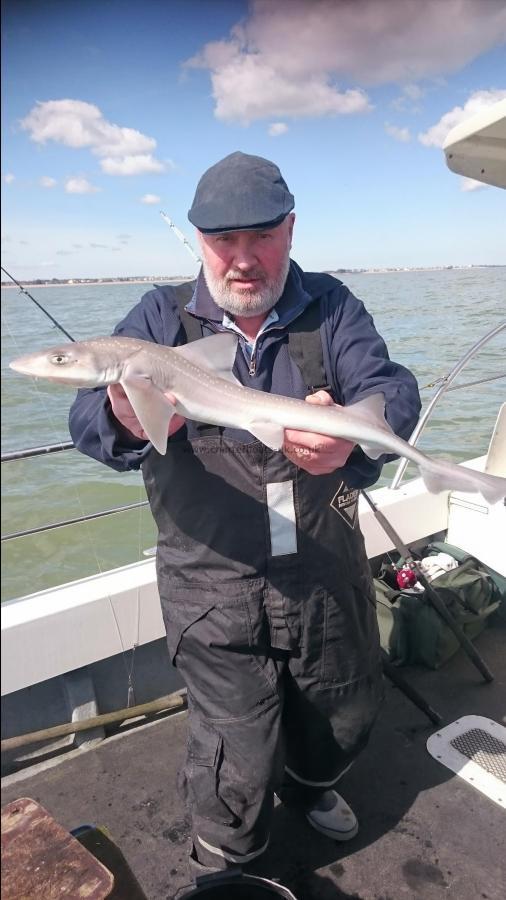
[1,0,505,280]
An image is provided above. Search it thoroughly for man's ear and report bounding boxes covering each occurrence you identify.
[287,212,296,244]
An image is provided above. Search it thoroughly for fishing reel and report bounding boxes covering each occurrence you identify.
[395,566,418,589]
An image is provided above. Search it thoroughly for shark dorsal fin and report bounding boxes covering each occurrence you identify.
[348,392,388,425]
[347,392,393,460]
[172,332,240,382]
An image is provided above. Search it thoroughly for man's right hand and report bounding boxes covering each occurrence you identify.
[107,384,186,441]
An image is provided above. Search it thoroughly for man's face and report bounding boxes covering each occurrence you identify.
[197,214,295,318]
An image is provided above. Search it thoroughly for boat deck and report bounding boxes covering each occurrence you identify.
[2,620,505,900]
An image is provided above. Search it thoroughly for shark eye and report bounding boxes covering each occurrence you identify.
[51,353,69,365]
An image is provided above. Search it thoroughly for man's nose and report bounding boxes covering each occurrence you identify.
[232,239,258,269]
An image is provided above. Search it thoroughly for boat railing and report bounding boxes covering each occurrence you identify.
[390,321,506,490]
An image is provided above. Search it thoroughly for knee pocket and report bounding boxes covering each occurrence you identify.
[184,713,279,824]
[183,718,238,826]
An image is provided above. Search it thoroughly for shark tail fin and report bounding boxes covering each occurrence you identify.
[420,461,506,505]
[420,467,450,496]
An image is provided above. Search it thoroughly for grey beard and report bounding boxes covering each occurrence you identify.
[202,254,290,318]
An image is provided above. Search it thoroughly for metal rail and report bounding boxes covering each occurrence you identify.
[1,500,150,543]
[390,321,506,490]
[1,441,75,462]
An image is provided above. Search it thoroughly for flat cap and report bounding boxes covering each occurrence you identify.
[188,151,294,233]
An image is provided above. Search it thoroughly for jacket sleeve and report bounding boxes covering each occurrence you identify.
[68,287,184,471]
[326,285,422,489]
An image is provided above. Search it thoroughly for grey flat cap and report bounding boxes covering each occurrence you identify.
[188,151,294,233]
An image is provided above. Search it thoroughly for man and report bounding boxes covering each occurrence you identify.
[69,151,421,877]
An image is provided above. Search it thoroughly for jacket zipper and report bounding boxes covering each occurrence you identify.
[248,321,289,377]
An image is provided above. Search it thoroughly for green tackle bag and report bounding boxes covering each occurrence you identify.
[375,544,504,669]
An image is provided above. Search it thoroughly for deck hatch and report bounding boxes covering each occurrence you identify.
[450,727,506,783]
[427,715,506,808]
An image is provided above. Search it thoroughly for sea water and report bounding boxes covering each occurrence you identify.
[1,268,505,601]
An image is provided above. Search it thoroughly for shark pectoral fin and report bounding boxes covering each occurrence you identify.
[120,373,176,455]
[248,421,285,451]
[172,333,241,383]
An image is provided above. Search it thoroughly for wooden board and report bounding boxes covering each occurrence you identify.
[1,797,114,899]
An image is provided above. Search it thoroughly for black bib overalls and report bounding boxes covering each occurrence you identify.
[141,299,383,868]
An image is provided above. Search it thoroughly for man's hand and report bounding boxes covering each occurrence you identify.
[283,390,355,475]
[107,384,185,441]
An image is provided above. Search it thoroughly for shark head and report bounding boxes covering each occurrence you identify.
[9,338,128,387]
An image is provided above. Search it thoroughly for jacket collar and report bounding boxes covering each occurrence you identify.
[186,259,314,329]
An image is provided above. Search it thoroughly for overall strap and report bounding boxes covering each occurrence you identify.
[169,279,220,436]
[170,279,201,342]
[287,298,332,395]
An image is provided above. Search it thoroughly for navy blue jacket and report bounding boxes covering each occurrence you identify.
[69,261,421,488]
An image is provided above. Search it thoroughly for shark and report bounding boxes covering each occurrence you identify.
[10,332,506,505]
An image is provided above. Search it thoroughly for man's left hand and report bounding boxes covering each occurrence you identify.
[283,391,355,475]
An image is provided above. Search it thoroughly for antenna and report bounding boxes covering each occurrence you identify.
[160,211,201,263]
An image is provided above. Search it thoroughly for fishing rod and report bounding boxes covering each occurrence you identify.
[1,266,76,341]
[159,211,202,263]
[1,267,78,461]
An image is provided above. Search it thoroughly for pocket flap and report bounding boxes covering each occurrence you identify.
[188,718,221,768]
[162,596,215,664]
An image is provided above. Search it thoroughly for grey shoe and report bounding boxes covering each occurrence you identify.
[306,790,358,841]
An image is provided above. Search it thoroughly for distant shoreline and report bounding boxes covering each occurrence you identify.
[0,278,193,289]
[1,265,504,289]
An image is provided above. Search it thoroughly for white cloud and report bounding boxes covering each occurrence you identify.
[39,176,57,188]
[20,99,166,176]
[140,193,161,204]
[101,155,165,175]
[391,83,425,112]
[418,89,506,147]
[186,0,506,123]
[65,176,100,194]
[385,123,411,142]
[3,173,15,184]
[460,177,488,192]
[402,84,424,102]
[268,122,288,136]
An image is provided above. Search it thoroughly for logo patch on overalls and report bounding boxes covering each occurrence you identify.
[330,482,359,529]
